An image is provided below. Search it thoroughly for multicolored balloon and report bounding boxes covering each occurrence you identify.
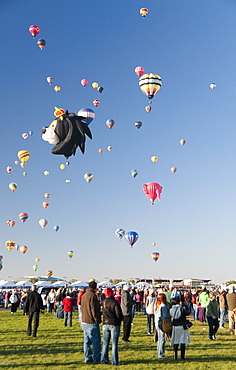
[35,258,40,263]
[18,150,30,165]
[37,39,46,49]
[135,66,145,77]
[66,179,70,183]
[135,121,142,129]
[107,146,112,151]
[78,108,95,125]
[20,246,28,254]
[131,170,138,178]
[84,173,93,183]
[142,182,163,205]
[98,149,103,153]
[23,172,27,176]
[9,182,18,192]
[151,252,160,262]
[106,119,115,129]
[5,240,15,251]
[81,79,88,87]
[39,219,48,228]
[124,231,139,248]
[53,225,59,232]
[209,83,216,90]
[115,228,125,239]
[6,166,13,174]
[46,77,54,85]
[54,85,61,92]
[7,220,15,227]
[171,167,177,173]
[44,171,50,176]
[18,213,28,222]
[33,264,38,271]
[42,202,49,209]
[46,270,53,277]
[68,250,74,258]
[97,86,104,93]
[28,25,40,38]
[93,99,100,107]
[140,8,148,17]
[44,193,50,199]
[22,133,28,139]
[139,73,162,102]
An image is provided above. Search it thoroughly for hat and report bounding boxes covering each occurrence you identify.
[104,287,113,297]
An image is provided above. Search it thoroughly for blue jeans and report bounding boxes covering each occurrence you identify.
[220,308,227,328]
[64,311,72,327]
[101,325,120,366]
[81,323,101,364]
[193,304,199,320]
[157,328,166,358]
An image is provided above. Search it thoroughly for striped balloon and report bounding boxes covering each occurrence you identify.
[46,270,53,277]
[20,246,28,254]
[5,240,15,251]
[124,231,139,248]
[18,213,28,222]
[151,252,160,262]
[139,73,162,101]
[78,108,95,125]
[18,150,30,163]
[9,182,18,192]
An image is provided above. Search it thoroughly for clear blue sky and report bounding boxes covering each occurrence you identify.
[1,0,236,284]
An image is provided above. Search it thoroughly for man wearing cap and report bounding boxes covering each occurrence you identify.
[101,288,123,366]
[121,285,134,342]
[81,281,101,364]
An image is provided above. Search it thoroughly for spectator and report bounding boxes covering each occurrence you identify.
[24,285,44,337]
[121,285,134,343]
[62,292,74,327]
[206,292,219,340]
[226,286,236,335]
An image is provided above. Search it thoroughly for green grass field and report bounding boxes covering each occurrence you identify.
[0,310,235,369]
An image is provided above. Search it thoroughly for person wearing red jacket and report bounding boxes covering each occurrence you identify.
[77,287,86,323]
[62,293,74,327]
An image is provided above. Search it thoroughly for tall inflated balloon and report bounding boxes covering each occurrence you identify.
[46,77,54,85]
[6,166,13,174]
[20,246,28,254]
[140,8,148,17]
[139,73,162,102]
[135,66,145,77]
[42,202,49,208]
[180,139,186,146]
[18,150,30,166]
[9,182,18,192]
[142,182,162,205]
[78,108,95,125]
[106,119,115,129]
[151,252,160,262]
[33,264,38,271]
[68,250,74,258]
[44,193,50,199]
[37,39,46,50]
[124,231,139,248]
[46,270,53,277]
[5,240,15,251]
[115,228,125,239]
[39,219,48,228]
[29,25,40,38]
[54,225,59,232]
[131,170,138,178]
[18,213,28,222]
[81,79,88,87]
[145,105,151,113]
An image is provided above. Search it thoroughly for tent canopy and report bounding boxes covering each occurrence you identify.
[34,281,53,288]
[97,281,115,288]
[52,281,71,288]
[15,281,33,288]
[70,280,88,288]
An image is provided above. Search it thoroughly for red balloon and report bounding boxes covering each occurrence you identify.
[135,66,145,77]
[142,182,162,205]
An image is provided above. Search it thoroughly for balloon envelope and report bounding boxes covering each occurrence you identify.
[68,250,74,258]
[180,139,186,145]
[7,220,15,227]
[97,86,104,93]
[20,246,28,254]
[92,82,99,89]
[124,231,139,247]
[78,108,95,125]
[53,225,59,232]
[44,171,50,176]
[106,119,115,129]
[84,173,93,183]
[46,270,53,277]
[39,219,48,228]
[29,25,40,38]
[151,156,158,163]
[151,252,160,261]
[9,182,18,192]
[6,166,13,174]
[209,83,216,89]
[145,105,151,113]
[18,213,28,222]
[46,77,54,85]
[35,258,40,263]
[171,167,177,173]
[42,202,49,208]
[37,39,46,49]
[142,182,163,205]
[135,121,142,129]
[107,146,112,151]
[135,66,145,77]
[5,240,15,251]
[115,228,125,239]
[140,8,148,17]
[81,79,88,87]
[131,170,138,178]
[54,85,61,92]
[18,150,30,163]
[33,264,38,271]
[139,73,162,101]
[22,133,28,139]
[44,193,50,199]
[93,99,100,107]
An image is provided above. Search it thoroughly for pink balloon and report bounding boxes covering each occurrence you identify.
[142,182,162,205]
[135,66,145,77]
[81,79,88,87]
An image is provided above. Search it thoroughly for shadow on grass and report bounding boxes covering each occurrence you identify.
[1,361,80,368]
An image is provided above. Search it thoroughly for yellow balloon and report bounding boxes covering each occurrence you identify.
[60,164,65,170]
[92,82,99,89]
[18,150,30,163]
[54,85,61,92]
[151,156,158,163]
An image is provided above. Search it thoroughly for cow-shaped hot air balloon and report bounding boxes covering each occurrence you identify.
[142,182,162,205]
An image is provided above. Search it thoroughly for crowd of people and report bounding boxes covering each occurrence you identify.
[1,283,236,365]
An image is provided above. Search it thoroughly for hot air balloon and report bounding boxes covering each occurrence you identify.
[42,202,49,209]
[209,83,216,90]
[6,166,13,174]
[171,167,177,173]
[44,171,50,176]
[142,182,163,205]
[115,228,125,239]
[29,130,33,136]
[140,8,148,17]
[37,39,46,50]
[23,172,27,176]
[35,258,40,263]
[39,219,48,228]
[46,77,54,85]
[18,150,30,166]
[68,250,74,258]
[65,179,70,183]
[81,79,88,87]
[33,264,38,271]
[0,263,3,271]
[28,25,40,38]
[7,220,16,227]
[18,213,28,222]
[107,146,112,151]
[93,99,100,107]
[0,256,3,261]
[46,270,53,277]
[131,170,138,178]
[44,193,50,199]
[98,149,103,153]
[22,133,28,139]
[135,121,142,129]
[151,252,160,262]
[97,86,104,93]
[152,242,156,246]
[106,119,115,129]
[77,108,95,125]
[60,164,65,170]
[135,66,145,77]
[180,139,186,146]
[92,82,99,89]
[54,85,61,92]
[9,182,18,192]
[53,225,59,232]
[151,156,158,163]
[15,161,19,165]
[145,105,151,113]
[124,231,139,248]
[139,73,162,102]
[5,240,15,251]
[15,244,19,251]
[84,173,93,183]
[20,246,28,254]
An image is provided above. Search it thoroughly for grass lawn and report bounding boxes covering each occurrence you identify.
[0,310,235,369]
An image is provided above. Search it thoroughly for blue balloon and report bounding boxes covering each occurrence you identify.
[53,225,59,232]
[77,108,95,125]
[29,130,33,136]
[124,231,139,247]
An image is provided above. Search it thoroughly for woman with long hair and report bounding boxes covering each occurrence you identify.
[154,293,171,358]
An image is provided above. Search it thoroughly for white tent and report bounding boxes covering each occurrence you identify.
[136,282,151,289]
[52,281,71,288]
[115,281,131,287]
[97,281,115,288]
[0,281,16,288]
[70,280,88,288]
[15,280,33,288]
[34,281,53,288]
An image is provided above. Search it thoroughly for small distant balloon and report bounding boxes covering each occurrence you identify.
[44,193,50,199]
[42,202,49,208]
[29,130,33,136]
[84,173,93,183]
[15,161,19,165]
[46,270,53,277]
[0,256,3,261]
[92,82,99,89]
[131,170,138,178]
[151,252,160,262]
[98,149,103,153]
[5,240,15,251]
[35,258,40,263]
[107,146,112,151]
[180,139,186,146]
[142,182,163,205]
[152,242,156,246]
[54,85,61,92]
[6,166,13,174]
[18,213,28,222]
[171,167,177,173]
[78,108,95,125]
[135,121,142,129]
[97,86,104,93]
[39,219,48,228]
[106,119,115,129]
[28,25,40,38]
[65,179,71,183]
[37,39,46,50]
[140,8,148,17]
[93,99,100,107]
[124,231,139,248]
[115,228,125,239]
[0,263,3,271]
[135,66,145,77]
[68,250,74,258]
[15,244,19,251]
[23,172,27,176]
[22,133,28,139]
[33,264,38,271]
[151,156,158,163]
[18,150,30,164]
[145,105,151,113]
[44,171,50,176]
[7,220,15,227]
[81,79,88,87]
[20,246,28,254]
[9,182,18,192]
[46,77,54,85]
[53,225,59,232]
[60,164,65,170]
[209,83,216,90]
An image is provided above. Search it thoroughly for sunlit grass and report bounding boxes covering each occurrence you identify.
[0,310,235,369]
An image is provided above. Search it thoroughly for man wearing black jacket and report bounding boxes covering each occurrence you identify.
[101,288,123,366]
[25,285,44,337]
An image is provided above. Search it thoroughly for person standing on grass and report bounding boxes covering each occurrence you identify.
[218,289,228,329]
[62,292,74,327]
[146,288,156,335]
[198,288,209,322]
[226,286,236,335]
[206,292,219,340]
[121,285,134,343]
[9,290,18,313]
[81,281,101,364]
[154,293,171,359]
[24,285,44,337]
[77,287,86,323]
[101,287,123,366]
